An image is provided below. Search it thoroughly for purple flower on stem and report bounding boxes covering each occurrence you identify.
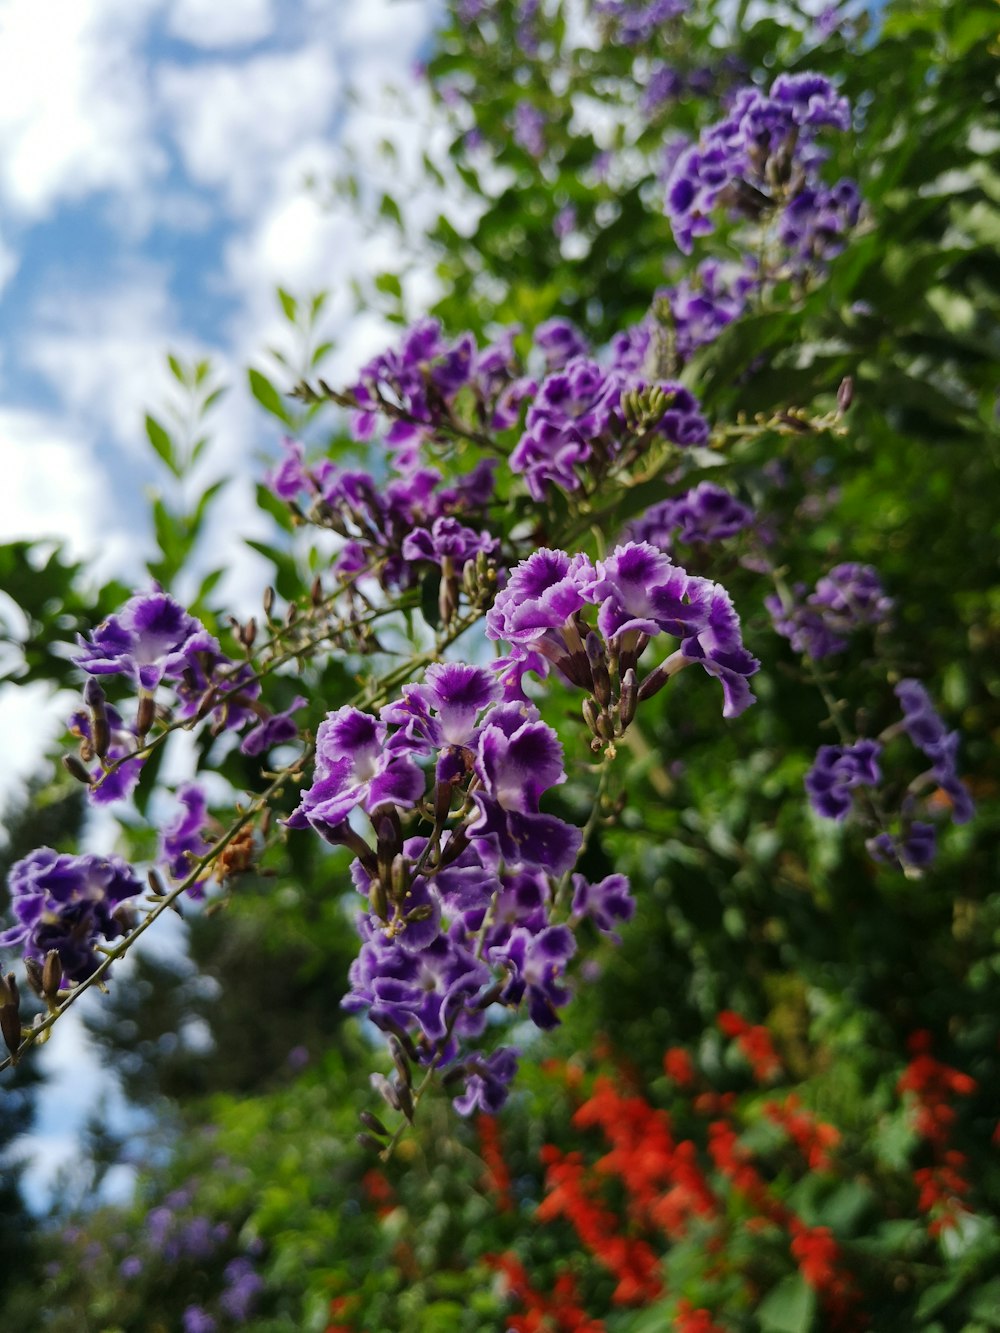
[570,873,635,942]
[240,695,306,756]
[76,592,219,693]
[453,1046,520,1115]
[401,516,498,569]
[160,784,213,898]
[491,924,576,1029]
[469,713,583,873]
[383,661,502,758]
[895,680,974,824]
[630,483,754,549]
[805,740,882,820]
[1,848,143,982]
[68,704,143,805]
[287,707,425,841]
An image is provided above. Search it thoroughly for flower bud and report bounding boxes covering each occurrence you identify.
[369,879,389,923]
[23,959,44,999]
[42,950,63,999]
[582,697,601,736]
[393,1076,414,1122]
[619,667,638,730]
[388,1035,412,1088]
[0,971,18,1010]
[136,693,156,739]
[1,1007,21,1059]
[359,1110,390,1139]
[356,1132,386,1155]
[585,632,612,708]
[147,867,167,897]
[837,375,854,414]
[63,754,95,786]
[371,1072,401,1113]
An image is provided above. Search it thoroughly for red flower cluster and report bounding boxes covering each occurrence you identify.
[717,1011,783,1082]
[675,1298,728,1332]
[537,1144,664,1304]
[486,1252,606,1332]
[764,1094,841,1171]
[477,1113,514,1212]
[898,1031,978,1235]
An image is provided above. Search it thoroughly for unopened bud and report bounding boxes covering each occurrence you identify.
[474,979,505,1010]
[404,904,433,924]
[0,972,18,1010]
[369,879,389,922]
[359,1110,390,1139]
[1,1007,21,1059]
[388,1035,412,1087]
[393,1077,414,1122]
[63,754,95,786]
[390,854,409,901]
[23,960,44,999]
[596,711,616,741]
[371,1072,401,1112]
[356,1132,386,1155]
[582,697,601,736]
[242,617,257,649]
[136,693,156,739]
[619,667,638,730]
[42,951,63,999]
[585,632,612,708]
[311,575,323,606]
[837,375,854,414]
[439,567,459,627]
[263,586,276,618]
[147,867,167,897]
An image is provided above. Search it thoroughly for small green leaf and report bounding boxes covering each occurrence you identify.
[249,368,294,426]
[145,415,180,478]
[277,287,298,322]
[757,1274,816,1333]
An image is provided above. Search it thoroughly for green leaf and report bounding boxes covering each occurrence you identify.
[145,414,180,478]
[756,1274,816,1333]
[248,367,294,426]
[277,287,298,322]
[374,272,403,299]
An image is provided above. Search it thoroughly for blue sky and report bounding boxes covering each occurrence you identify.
[0,0,465,1209]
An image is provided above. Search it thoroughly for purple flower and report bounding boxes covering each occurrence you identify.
[240,695,306,756]
[76,592,219,693]
[630,483,754,549]
[68,703,144,805]
[220,1256,264,1321]
[676,582,761,719]
[453,1046,520,1115]
[383,661,502,757]
[767,563,893,659]
[182,1309,217,1333]
[490,924,576,1028]
[265,436,312,501]
[805,740,883,820]
[867,822,937,870]
[160,784,213,898]
[895,680,974,824]
[486,548,596,681]
[594,0,687,45]
[570,873,635,941]
[469,713,583,873]
[664,72,853,255]
[118,1255,142,1279]
[287,707,425,841]
[401,516,498,569]
[344,925,490,1046]
[513,100,546,158]
[1,848,143,982]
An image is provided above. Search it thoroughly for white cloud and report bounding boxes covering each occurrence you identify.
[0,407,119,560]
[167,0,275,48]
[157,46,342,213]
[22,262,192,457]
[0,0,163,218]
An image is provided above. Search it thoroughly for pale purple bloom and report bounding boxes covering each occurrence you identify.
[1,848,143,982]
[513,100,546,158]
[76,592,219,693]
[160,784,213,898]
[241,695,306,756]
[490,924,576,1028]
[286,707,425,841]
[571,873,635,941]
[676,581,761,719]
[383,661,502,757]
[805,741,883,820]
[452,1047,520,1115]
[767,563,892,660]
[68,703,143,805]
[182,1309,217,1333]
[895,680,974,824]
[401,516,498,569]
[220,1257,264,1321]
[630,484,754,549]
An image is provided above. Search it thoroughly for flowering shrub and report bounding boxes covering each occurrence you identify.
[1,0,999,1328]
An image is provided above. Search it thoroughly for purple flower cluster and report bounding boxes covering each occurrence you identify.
[509,357,709,501]
[804,682,973,871]
[487,542,759,720]
[766,563,893,659]
[513,100,547,159]
[629,483,754,550]
[71,593,303,804]
[611,260,758,373]
[664,72,855,257]
[895,679,974,825]
[593,0,687,45]
[1,848,143,982]
[805,740,882,820]
[159,784,214,899]
[287,657,637,1115]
